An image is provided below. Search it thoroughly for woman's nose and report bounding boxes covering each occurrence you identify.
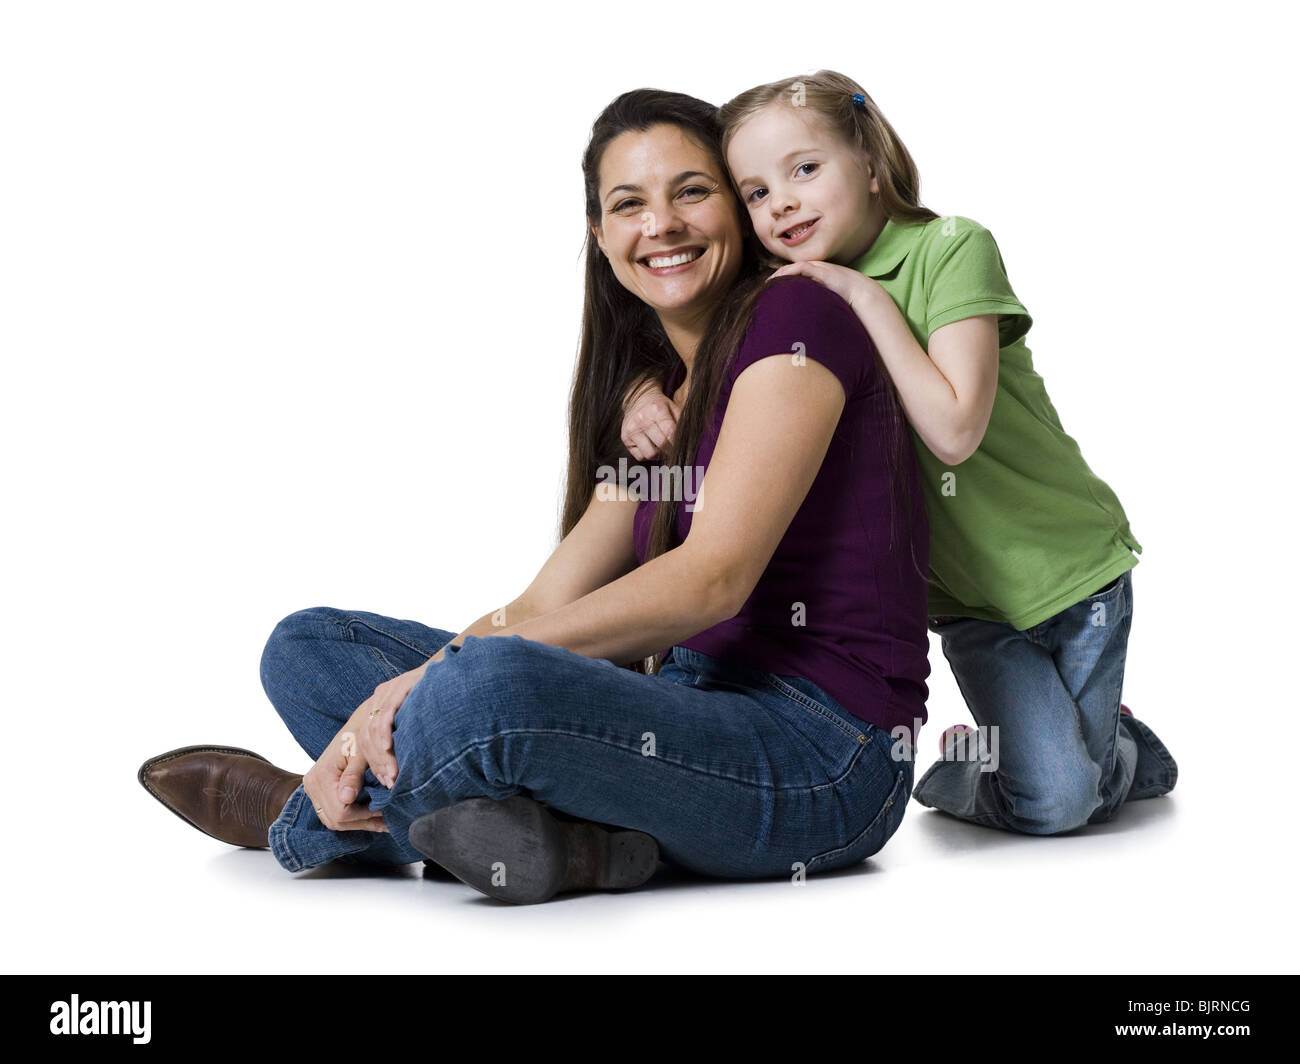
[644,201,686,237]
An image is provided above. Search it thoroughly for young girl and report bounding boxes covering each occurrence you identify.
[620,70,1178,835]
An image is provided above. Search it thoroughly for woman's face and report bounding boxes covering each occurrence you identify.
[592,123,744,321]
[725,103,880,266]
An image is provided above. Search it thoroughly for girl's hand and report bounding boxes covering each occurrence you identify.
[621,380,680,461]
[352,664,429,792]
[769,260,881,316]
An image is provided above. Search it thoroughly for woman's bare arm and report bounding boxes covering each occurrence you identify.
[356,358,846,789]
[351,487,644,791]
[473,351,846,666]
[424,480,643,662]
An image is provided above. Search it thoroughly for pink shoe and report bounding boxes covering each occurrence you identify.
[940,724,975,756]
[1120,704,1133,716]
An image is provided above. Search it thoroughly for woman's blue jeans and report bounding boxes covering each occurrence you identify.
[911,569,1178,834]
[259,607,912,878]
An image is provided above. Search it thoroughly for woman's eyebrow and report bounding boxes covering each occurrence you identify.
[603,170,716,202]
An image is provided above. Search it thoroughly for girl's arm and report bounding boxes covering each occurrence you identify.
[772,261,999,465]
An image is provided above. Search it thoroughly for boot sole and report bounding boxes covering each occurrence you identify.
[137,744,274,846]
[409,796,659,904]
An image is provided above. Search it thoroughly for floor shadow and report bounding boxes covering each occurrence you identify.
[910,805,1049,855]
[218,795,1180,896]
[232,855,423,880]
[910,792,1179,852]
[416,856,876,907]
[1080,794,1179,836]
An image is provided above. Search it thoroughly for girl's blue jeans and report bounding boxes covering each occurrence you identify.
[911,568,1178,834]
[259,607,912,877]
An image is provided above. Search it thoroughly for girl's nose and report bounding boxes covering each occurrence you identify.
[770,191,800,218]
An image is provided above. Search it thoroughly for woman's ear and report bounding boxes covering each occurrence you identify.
[591,223,607,258]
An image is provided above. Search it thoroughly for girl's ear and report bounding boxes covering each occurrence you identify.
[862,156,881,195]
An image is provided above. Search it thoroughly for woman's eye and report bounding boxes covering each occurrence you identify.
[796,162,819,177]
[678,185,709,200]
[612,199,641,213]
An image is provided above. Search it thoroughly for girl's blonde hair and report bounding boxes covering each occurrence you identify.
[718,69,938,236]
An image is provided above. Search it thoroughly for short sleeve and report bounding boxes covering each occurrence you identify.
[924,219,1032,347]
[732,276,875,400]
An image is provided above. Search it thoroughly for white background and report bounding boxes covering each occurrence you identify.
[3,0,1295,974]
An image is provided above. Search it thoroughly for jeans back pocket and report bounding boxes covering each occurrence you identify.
[759,673,875,784]
[765,673,871,745]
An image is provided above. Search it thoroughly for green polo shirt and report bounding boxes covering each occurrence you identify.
[848,215,1141,629]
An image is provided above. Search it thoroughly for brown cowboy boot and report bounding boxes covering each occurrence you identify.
[138,745,303,849]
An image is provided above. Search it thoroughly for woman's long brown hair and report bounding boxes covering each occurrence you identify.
[563,89,762,674]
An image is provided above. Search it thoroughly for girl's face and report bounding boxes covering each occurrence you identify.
[592,123,744,321]
[726,103,882,266]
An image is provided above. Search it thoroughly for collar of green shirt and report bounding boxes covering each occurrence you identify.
[849,216,930,278]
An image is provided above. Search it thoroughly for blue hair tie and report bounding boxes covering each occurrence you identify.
[852,93,866,109]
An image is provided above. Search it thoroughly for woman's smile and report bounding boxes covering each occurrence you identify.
[638,245,707,276]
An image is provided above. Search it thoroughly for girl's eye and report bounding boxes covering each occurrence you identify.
[796,162,819,178]
[746,187,768,204]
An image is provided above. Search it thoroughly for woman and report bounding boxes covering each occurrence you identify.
[137,89,931,904]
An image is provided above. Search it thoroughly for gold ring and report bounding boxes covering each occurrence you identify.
[368,707,380,718]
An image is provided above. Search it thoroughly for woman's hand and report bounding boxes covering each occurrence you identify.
[621,379,680,461]
[351,664,429,792]
[301,717,390,834]
[300,663,429,831]
[769,260,883,317]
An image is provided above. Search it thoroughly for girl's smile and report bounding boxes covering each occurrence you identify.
[778,217,821,246]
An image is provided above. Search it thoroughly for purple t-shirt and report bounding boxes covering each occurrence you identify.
[632,276,930,738]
